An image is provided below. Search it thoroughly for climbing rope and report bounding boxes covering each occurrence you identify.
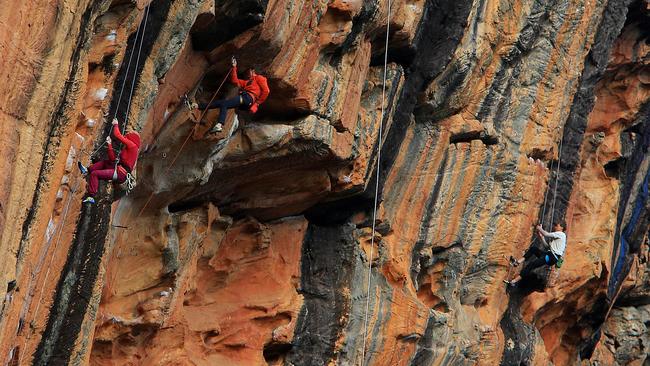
[16,6,151,361]
[361,1,391,364]
[83,6,149,159]
[123,5,150,132]
[549,131,564,227]
[113,4,150,193]
[538,126,565,230]
[531,125,566,289]
[133,68,233,219]
[540,165,551,226]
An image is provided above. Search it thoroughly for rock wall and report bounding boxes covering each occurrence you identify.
[0,0,648,365]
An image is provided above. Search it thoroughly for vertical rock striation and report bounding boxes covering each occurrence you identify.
[0,0,648,365]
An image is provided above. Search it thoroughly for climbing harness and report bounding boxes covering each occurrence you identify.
[111,159,137,194]
[361,1,391,364]
[550,251,563,268]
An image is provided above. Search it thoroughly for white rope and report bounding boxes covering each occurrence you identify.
[550,129,564,227]
[361,1,391,364]
[123,4,150,131]
[540,162,551,226]
[538,125,564,230]
[113,4,149,178]
[88,5,148,157]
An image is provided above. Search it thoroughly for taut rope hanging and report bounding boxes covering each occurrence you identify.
[360,1,392,364]
[550,131,564,227]
[113,5,150,194]
[122,5,150,132]
[539,126,565,229]
[86,5,149,158]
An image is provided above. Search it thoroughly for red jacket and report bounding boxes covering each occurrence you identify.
[230,66,270,104]
[107,125,141,172]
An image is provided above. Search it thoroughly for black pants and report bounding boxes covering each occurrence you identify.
[199,93,253,124]
[520,246,558,278]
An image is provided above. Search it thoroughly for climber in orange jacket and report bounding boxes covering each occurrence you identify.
[193,57,270,133]
[78,118,141,204]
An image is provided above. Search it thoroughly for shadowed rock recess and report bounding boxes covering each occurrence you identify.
[0,0,649,364]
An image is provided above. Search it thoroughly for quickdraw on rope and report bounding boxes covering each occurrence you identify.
[361,1,391,364]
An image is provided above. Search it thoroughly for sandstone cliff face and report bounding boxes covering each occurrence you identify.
[0,0,648,365]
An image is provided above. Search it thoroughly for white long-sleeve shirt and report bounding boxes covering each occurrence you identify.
[540,229,567,256]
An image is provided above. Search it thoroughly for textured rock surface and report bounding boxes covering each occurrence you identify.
[0,0,648,365]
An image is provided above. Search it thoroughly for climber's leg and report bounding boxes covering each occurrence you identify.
[209,95,243,133]
[200,98,226,110]
[524,246,544,260]
[510,246,543,267]
[88,160,110,173]
[239,93,254,110]
[79,158,110,177]
[88,168,116,196]
[505,250,548,286]
[81,159,111,199]
[520,255,547,277]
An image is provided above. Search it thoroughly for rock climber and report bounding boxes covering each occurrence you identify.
[78,118,141,204]
[193,56,270,133]
[504,221,567,286]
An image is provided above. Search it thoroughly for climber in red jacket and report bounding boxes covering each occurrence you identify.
[193,57,270,133]
[78,118,141,204]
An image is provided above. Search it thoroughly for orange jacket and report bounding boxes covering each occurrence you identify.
[230,66,270,104]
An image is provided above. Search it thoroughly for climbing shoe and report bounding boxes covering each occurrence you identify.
[82,197,95,204]
[78,161,88,176]
[209,123,223,134]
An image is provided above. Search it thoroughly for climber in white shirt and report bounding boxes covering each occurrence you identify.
[538,224,567,257]
[505,221,567,286]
